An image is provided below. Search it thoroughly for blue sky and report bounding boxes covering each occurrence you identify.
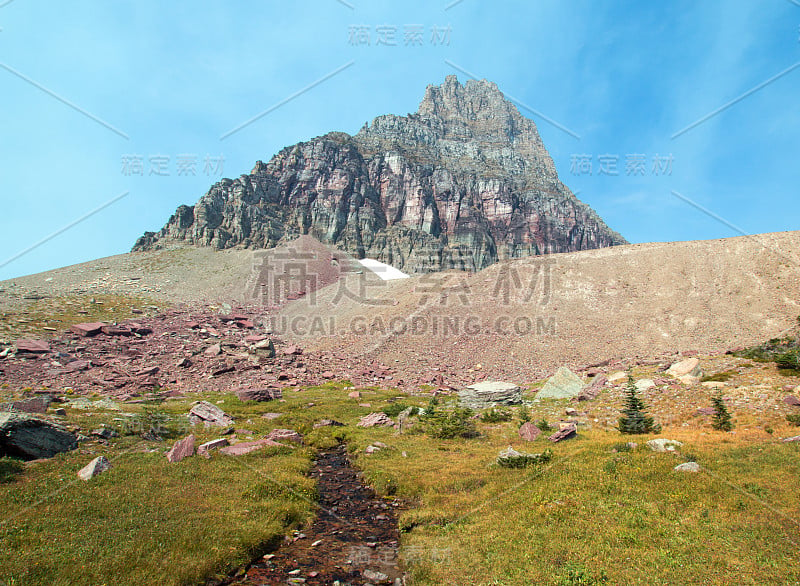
[0,0,797,279]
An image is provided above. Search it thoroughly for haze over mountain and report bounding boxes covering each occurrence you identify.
[133,76,625,272]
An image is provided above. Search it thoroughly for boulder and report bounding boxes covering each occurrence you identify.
[15,339,50,354]
[674,462,701,473]
[204,343,222,356]
[647,438,683,453]
[188,401,234,427]
[77,456,112,481]
[253,338,275,357]
[69,322,105,337]
[607,371,627,383]
[459,381,522,408]
[357,413,395,428]
[666,358,701,378]
[166,434,196,463]
[236,387,282,402]
[782,435,800,443]
[783,396,800,407]
[518,422,541,441]
[266,429,303,444]
[313,419,344,429]
[348,391,362,399]
[537,368,584,400]
[1,396,52,414]
[548,423,577,443]
[0,412,77,460]
[634,379,655,391]
[198,438,229,458]
[576,374,607,401]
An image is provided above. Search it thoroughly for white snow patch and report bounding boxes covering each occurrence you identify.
[358,258,410,281]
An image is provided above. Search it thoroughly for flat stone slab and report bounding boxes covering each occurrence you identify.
[69,322,106,337]
[189,401,234,426]
[459,381,522,408]
[548,423,577,443]
[198,438,229,458]
[537,367,584,400]
[667,358,701,378]
[15,340,51,354]
[220,438,285,456]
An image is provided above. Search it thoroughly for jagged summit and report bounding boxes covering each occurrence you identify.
[133,76,626,272]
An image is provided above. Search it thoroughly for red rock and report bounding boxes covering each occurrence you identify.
[3,396,52,413]
[234,319,255,329]
[176,357,192,368]
[65,360,91,373]
[15,339,50,353]
[549,423,577,443]
[783,385,798,393]
[219,438,285,456]
[576,374,607,402]
[282,344,303,356]
[348,391,361,399]
[357,412,394,428]
[211,365,235,377]
[101,326,132,336]
[245,334,267,343]
[518,422,541,441]
[70,322,105,337]
[322,371,335,379]
[187,321,200,329]
[136,366,159,376]
[166,434,195,463]
[783,396,800,406]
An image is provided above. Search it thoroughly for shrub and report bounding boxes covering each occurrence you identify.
[618,376,661,434]
[0,456,24,483]
[480,408,513,423]
[122,406,186,439]
[423,406,478,439]
[517,405,531,423]
[382,403,419,418]
[786,413,800,426]
[497,448,552,469]
[710,393,733,431]
[535,418,552,433]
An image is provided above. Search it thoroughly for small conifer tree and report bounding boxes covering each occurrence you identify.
[618,375,661,434]
[711,393,733,431]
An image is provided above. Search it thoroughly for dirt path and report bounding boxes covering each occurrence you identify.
[227,444,404,585]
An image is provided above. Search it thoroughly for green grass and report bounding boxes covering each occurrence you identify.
[4,381,800,585]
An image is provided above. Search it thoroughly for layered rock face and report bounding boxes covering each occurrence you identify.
[133,76,626,271]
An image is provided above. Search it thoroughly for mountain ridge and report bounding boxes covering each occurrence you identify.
[133,75,626,272]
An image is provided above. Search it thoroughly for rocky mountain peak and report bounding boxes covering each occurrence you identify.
[133,76,626,272]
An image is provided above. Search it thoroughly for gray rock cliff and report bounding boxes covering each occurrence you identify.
[133,76,626,271]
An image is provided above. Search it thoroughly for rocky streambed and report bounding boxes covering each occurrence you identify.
[223,444,404,586]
